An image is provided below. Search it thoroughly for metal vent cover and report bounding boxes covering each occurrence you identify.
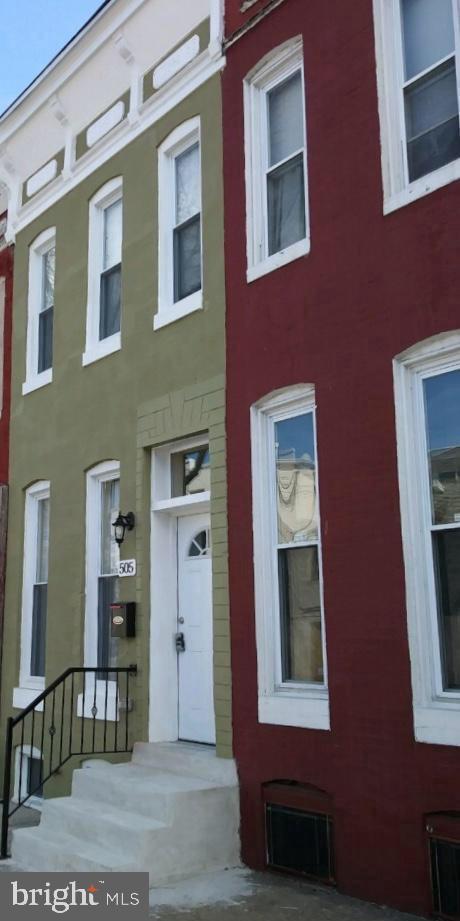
[431,837,460,919]
[266,803,335,882]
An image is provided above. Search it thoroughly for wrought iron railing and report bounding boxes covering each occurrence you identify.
[0,665,137,859]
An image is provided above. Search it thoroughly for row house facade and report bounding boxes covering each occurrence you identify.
[0,190,13,697]
[0,0,240,881]
[0,0,460,916]
[223,0,460,918]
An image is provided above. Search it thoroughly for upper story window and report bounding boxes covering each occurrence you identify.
[155,118,203,330]
[244,39,309,283]
[251,386,329,731]
[394,332,460,747]
[83,178,123,366]
[374,0,460,212]
[23,228,56,395]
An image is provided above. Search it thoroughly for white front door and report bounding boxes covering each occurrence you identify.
[177,514,215,744]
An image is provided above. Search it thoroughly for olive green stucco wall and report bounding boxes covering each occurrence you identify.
[1,73,232,792]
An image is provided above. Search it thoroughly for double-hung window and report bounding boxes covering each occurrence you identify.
[23,228,56,394]
[374,0,460,210]
[156,118,203,329]
[84,462,121,718]
[251,386,329,730]
[84,178,123,365]
[244,39,309,282]
[394,332,460,746]
[18,482,50,695]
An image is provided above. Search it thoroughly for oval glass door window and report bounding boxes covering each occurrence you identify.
[188,529,211,558]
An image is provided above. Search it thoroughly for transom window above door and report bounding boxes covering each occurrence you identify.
[171,445,210,498]
[151,437,211,510]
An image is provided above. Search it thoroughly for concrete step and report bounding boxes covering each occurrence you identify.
[11,743,240,881]
[39,796,168,858]
[132,742,237,785]
[72,762,226,822]
[11,826,132,873]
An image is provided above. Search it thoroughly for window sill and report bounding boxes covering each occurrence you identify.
[154,291,203,330]
[258,690,330,731]
[82,332,121,366]
[247,238,310,283]
[414,702,460,747]
[13,685,44,712]
[77,687,120,722]
[384,159,460,215]
[22,369,52,396]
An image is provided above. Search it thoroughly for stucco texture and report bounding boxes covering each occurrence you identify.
[1,72,232,799]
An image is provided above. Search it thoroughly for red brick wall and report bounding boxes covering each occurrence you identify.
[223,0,460,914]
[225,0,274,38]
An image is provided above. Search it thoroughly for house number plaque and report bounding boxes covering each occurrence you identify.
[118,559,137,577]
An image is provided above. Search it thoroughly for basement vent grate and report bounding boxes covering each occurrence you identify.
[431,837,460,919]
[266,804,335,882]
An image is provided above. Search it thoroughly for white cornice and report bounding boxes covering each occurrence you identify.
[6,48,225,241]
[0,0,134,135]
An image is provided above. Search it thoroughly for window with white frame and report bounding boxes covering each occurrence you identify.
[251,386,329,731]
[156,118,202,329]
[23,228,56,394]
[14,745,43,807]
[394,332,460,746]
[19,482,50,691]
[244,39,309,282]
[374,0,460,211]
[85,462,120,679]
[83,178,123,365]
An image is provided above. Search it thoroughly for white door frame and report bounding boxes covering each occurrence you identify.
[149,437,212,743]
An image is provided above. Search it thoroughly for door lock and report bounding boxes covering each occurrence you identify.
[175,632,186,653]
[178,616,185,624]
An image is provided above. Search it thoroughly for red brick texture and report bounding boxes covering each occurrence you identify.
[223,0,460,914]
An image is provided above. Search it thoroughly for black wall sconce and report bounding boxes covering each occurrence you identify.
[112,511,135,547]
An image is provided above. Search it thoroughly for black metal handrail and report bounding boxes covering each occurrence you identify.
[0,665,137,859]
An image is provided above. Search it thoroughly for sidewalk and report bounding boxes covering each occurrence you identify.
[149,870,425,921]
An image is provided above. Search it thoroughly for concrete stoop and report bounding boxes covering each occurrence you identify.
[10,742,241,884]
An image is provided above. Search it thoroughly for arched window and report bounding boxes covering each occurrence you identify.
[394,330,460,747]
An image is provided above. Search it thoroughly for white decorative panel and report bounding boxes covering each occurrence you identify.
[153,35,200,90]
[86,100,125,149]
[26,160,58,198]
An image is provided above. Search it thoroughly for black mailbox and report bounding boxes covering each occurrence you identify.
[110,602,136,638]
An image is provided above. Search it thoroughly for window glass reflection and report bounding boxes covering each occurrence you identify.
[275,413,317,543]
[424,370,460,525]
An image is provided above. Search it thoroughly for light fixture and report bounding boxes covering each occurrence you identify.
[112,511,135,547]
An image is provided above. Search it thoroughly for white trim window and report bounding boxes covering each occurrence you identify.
[14,745,43,809]
[84,461,121,719]
[155,118,203,330]
[394,331,460,746]
[23,228,56,395]
[374,0,460,213]
[18,482,50,694]
[251,386,329,731]
[83,178,123,365]
[244,38,309,283]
